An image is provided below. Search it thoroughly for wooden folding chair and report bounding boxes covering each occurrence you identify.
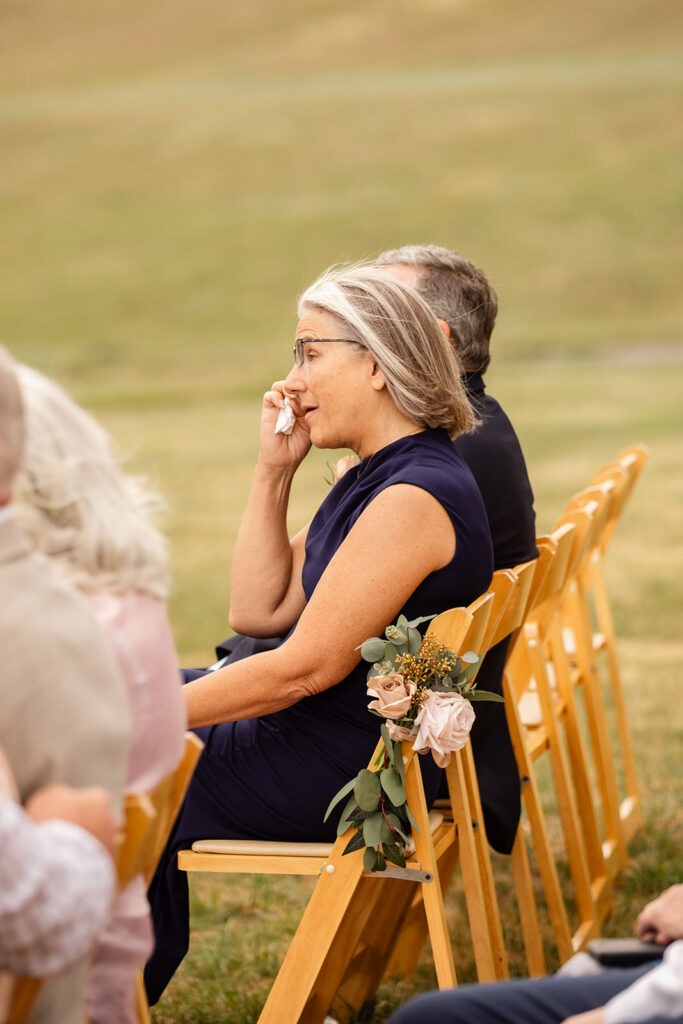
[178,589,516,1023]
[130,733,204,1024]
[504,515,608,962]
[2,979,42,1024]
[565,445,649,849]
[343,586,511,1004]
[382,562,539,988]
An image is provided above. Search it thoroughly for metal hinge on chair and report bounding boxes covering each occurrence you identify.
[320,861,433,883]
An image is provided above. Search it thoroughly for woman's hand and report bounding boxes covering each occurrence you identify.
[258,380,312,473]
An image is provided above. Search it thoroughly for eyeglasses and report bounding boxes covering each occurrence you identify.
[292,337,361,367]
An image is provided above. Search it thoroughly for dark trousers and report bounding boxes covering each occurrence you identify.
[388,964,663,1024]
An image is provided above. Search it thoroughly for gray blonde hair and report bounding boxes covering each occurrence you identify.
[0,345,25,501]
[13,365,169,598]
[375,244,497,374]
[298,264,477,438]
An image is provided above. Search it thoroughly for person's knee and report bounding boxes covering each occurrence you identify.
[389,986,483,1024]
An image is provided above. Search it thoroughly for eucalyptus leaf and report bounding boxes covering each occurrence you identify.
[360,638,388,662]
[380,724,392,758]
[385,814,409,843]
[354,769,381,812]
[393,742,406,783]
[380,766,407,806]
[376,851,387,871]
[383,843,407,868]
[323,776,357,822]
[405,804,421,835]
[362,812,385,847]
[384,642,399,666]
[336,795,359,836]
[467,689,505,702]
[406,614,436,628]
[346,805,369,821]
[459,661,482,686]
[342,829,366,855]
[461,651,480,664]
[396,614,409,629]
[363,847,379,872]
[407,627,422,654]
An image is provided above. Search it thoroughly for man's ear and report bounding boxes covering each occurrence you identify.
[369,360,386,392]
[437,318,451,341]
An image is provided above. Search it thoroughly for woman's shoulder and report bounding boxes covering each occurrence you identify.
[366,430,480,497]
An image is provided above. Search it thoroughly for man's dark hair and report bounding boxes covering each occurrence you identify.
[375,244,498,374]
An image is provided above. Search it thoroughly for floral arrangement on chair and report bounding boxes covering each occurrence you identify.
[324,614,503,872]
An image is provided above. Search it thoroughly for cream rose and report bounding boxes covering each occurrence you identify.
[367,674,416,720]
[412,691,475,767]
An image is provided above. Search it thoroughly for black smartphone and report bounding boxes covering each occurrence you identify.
[587,938,665,967]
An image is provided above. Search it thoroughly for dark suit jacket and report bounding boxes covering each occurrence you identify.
[449,373,538,853]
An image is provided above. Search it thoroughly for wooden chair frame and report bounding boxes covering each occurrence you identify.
[178,586,525,1022]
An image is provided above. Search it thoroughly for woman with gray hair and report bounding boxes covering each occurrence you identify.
[145,263,493,1001]
[13,365,186,1024]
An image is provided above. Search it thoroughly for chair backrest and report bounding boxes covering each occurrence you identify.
[530,524,575,610]
[117,732,204,889]
[143,732,204,885]
[427,590,495,656]
[480,569,517,651]
[564,483,616,560]
[489,559,537,649]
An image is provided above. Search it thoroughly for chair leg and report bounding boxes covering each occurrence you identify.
[564,581,626,876]
[135,971,152,1024]
[509,824,546,976]
[504,669,574,963]
[589,557,643,843]
[404,755,458,988]
[548,619,611,923]
[527,628,599,950]
[257,847,379,1024]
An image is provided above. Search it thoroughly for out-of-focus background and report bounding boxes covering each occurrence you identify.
[2,0,681,1019]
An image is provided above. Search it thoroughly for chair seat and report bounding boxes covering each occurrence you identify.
[190,811,446,861]
[193,838,334,857]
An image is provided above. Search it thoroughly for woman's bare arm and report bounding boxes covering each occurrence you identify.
[186,483,456,727]
[229,383,312,636]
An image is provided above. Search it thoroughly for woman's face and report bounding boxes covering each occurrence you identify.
[283,308,375,453]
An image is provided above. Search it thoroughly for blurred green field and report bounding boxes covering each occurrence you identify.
[1,0,682,1019]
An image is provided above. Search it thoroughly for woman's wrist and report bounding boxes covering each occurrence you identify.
[254,460,298,485]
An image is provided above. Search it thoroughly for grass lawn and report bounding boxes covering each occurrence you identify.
[1,0,681,1019]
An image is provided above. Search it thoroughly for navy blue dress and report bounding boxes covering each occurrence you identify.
[145,428,492,1003]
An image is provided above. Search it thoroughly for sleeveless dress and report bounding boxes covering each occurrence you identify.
[145,428,493,1002]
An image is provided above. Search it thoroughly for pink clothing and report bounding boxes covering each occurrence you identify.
[84,591,186,1024]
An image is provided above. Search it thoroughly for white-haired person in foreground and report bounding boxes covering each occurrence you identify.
[13,364,187,1024]
[0,744,117,1017]
[0,344,130,1024]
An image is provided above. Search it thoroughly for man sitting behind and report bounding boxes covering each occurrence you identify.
[374,244,537,853]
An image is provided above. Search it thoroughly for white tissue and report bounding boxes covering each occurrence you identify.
[274,397,296,435]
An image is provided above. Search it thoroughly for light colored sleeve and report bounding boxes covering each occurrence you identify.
[604,941,683,1024]
[0,799,115,976]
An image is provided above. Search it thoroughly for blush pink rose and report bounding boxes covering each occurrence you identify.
[385,720,418,742]
[367,674,416,720]
[412,691,475,768]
